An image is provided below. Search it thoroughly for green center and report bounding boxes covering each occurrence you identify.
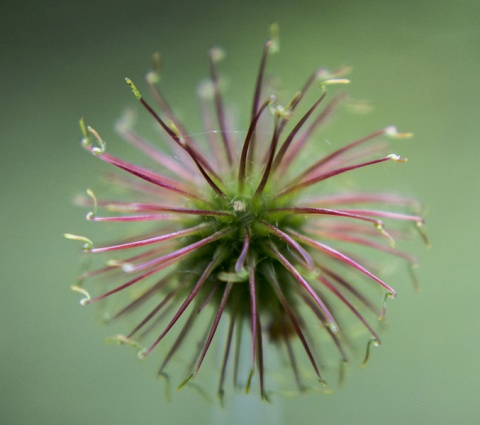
[177,187,307,336]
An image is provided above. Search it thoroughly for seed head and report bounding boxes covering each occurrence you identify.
[68,28,426,402]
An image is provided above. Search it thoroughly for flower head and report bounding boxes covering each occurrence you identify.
[68,28,426,401]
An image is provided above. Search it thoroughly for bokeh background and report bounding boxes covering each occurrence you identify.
[2,0,479,424]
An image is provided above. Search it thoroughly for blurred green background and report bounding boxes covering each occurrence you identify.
[1,0,479,424]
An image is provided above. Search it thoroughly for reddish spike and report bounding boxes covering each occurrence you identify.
[238,97,273,192]
[289,229,397,296]
[335,209,424,224]
[127,287,179,338]
[125,228,231,273]
[270,206,385,227]
[193,282,233,376]
[289,128,387,186]
[157,297,203,374]
[137,96,226,198]
[84,263,168,305]
[138,97,217,176]
[88,214,177,223]
[147,78,203,157]
[233,312,244,388]
[297,290,348,362]
[251,41,271,125]
[118,127,191,180]
[87,200,232,216]
[140,255,220,358]
[275,67,324,138]
[90,223,209,253]
[272,92,327,171]
[267,266,323,382]
[279,92,347,173]
[304,192,421,209]
[247,40,273,171]
[254,115,280,197]
[255,316,267,401]
[218,308,236,402]
[315,230,417,263]
[270,243,338,331]
[208,48,234,166]
[96,172,183,202]
[108,274,173,322]
[235,229,250,272]
[79,246,168,280]
[259,221,314,270]
[280,155,397,197]
[85,148,204,202]
[246,255,258,393]
[318,275,380,341]
[319,265,379,314]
